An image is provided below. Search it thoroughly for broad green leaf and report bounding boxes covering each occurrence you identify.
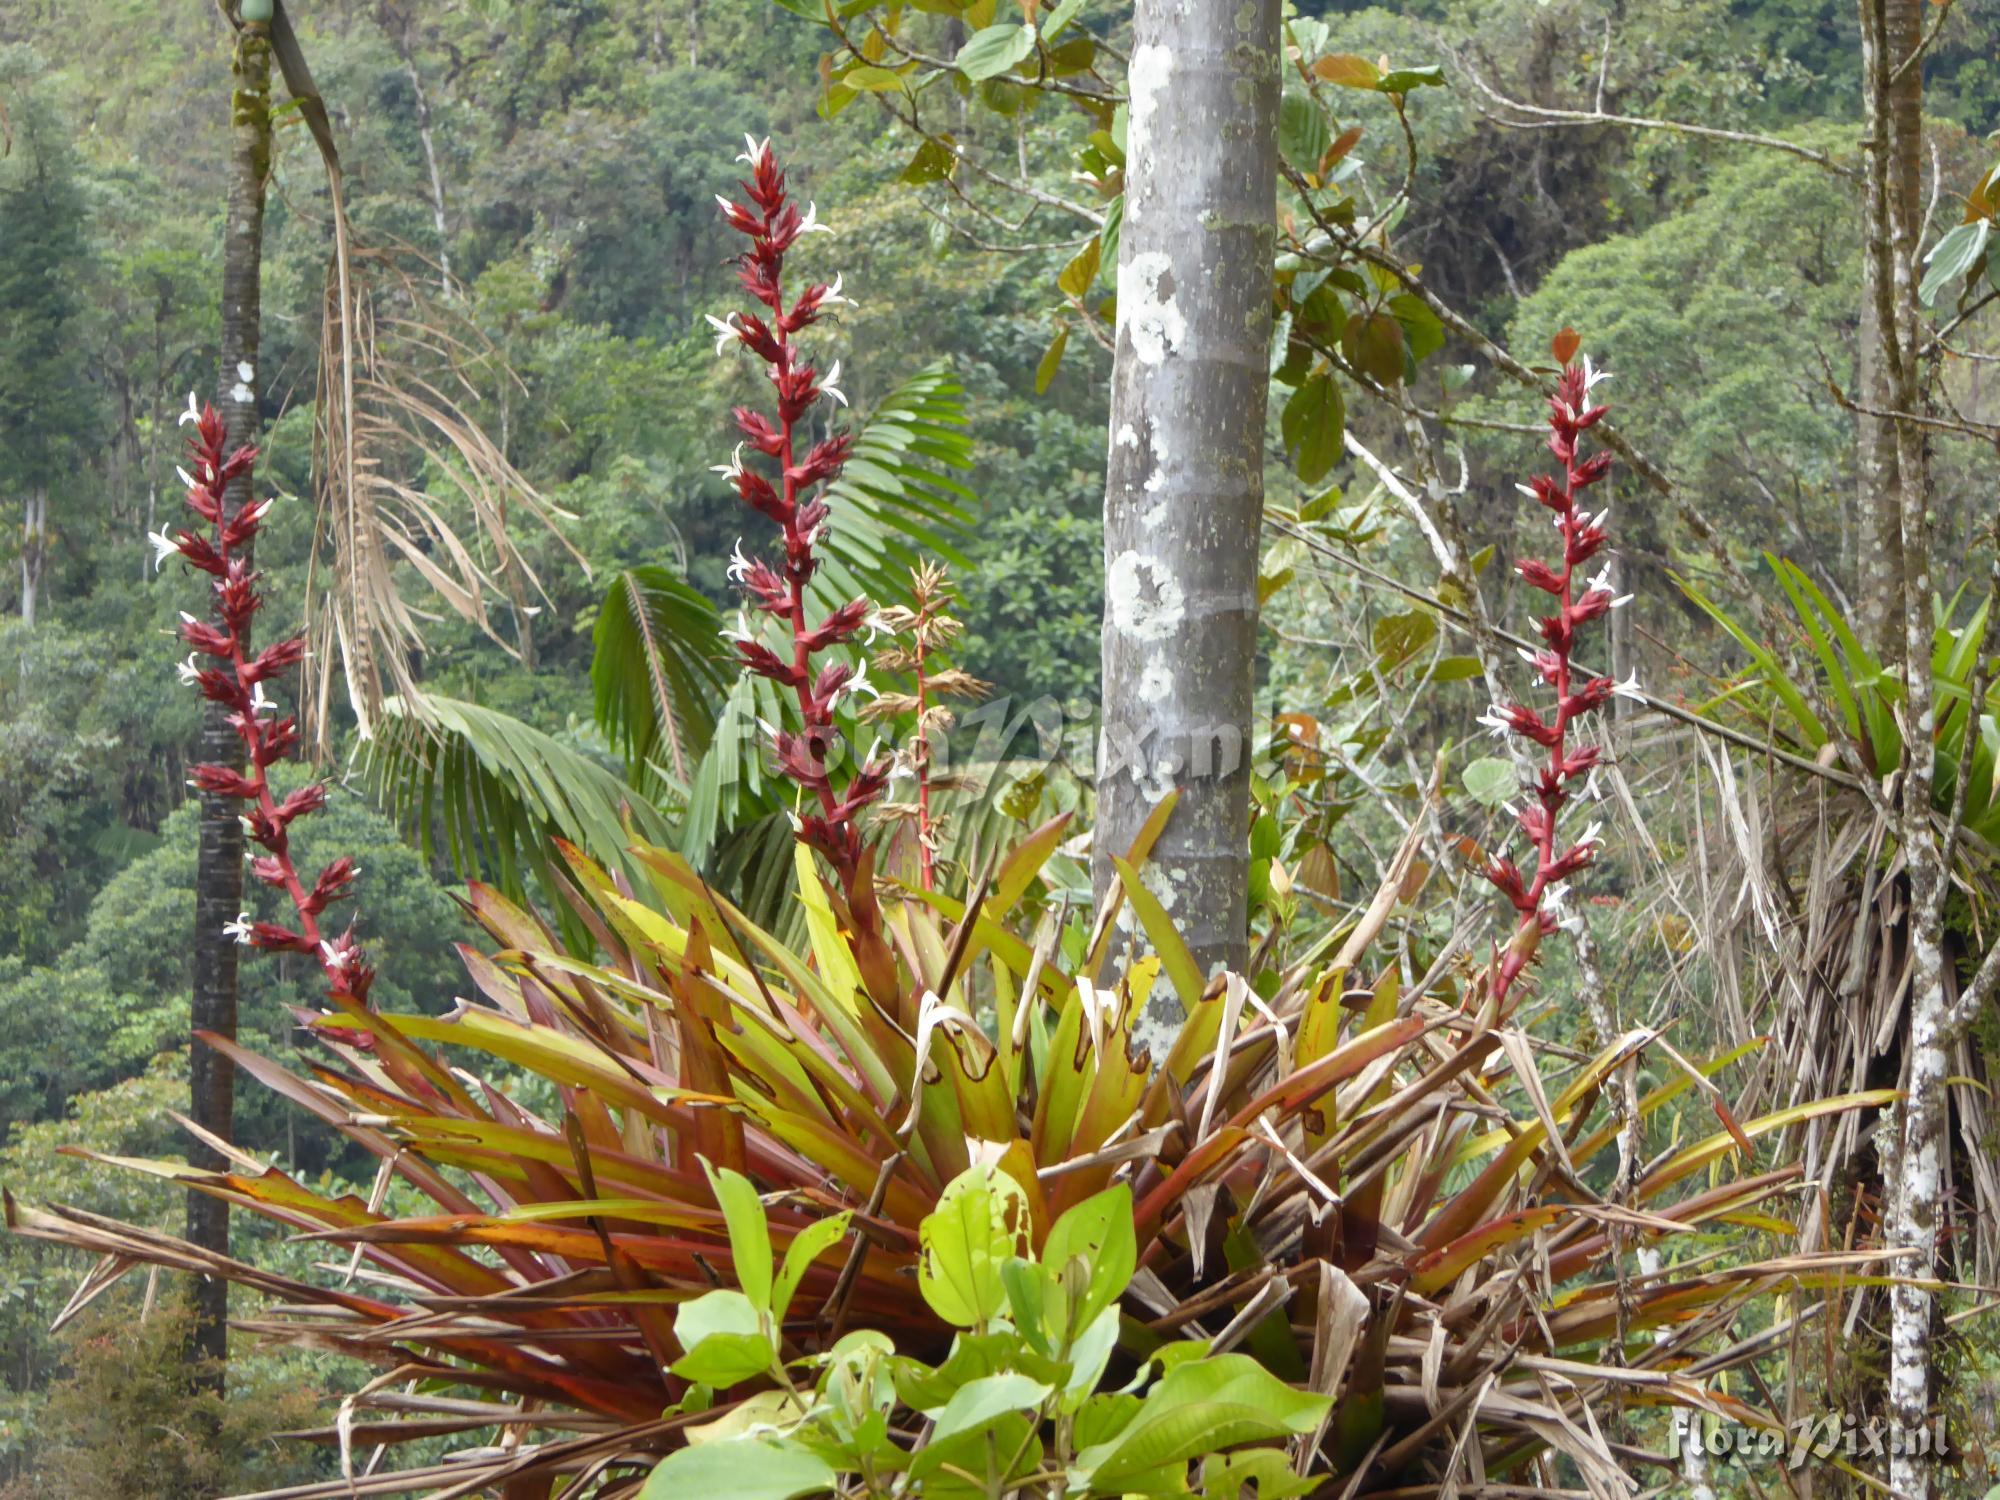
[840,64,908,92]
[1463,756,1517,808]
[639,1437,834,1500]
[1388,292,1445,362]
[1281,371,1344,484]
[902,135,958,184]
[1278,90,1331,175]
[774,1211,852,1321]
[1041,1181,1136,1333]
[926,1371,1053,1441]
[919,1163,1032,1326]
[703,1161,773,1312]
[1919,219,1990,306]
[1043,0,1086,39]
[957,23,1036,81]
[671,1289,772,1386]
[1074,1353,1330,1488]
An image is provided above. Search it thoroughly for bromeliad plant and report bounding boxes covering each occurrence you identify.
[8,214,1901,1497]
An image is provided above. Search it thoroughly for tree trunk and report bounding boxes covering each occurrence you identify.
[1854,0,1922,665]
[1859,3,1950,1493]
[19,486,45,625]
[1093,0,1279,1054]
[187,18,271,1387]
[391,22,452,296]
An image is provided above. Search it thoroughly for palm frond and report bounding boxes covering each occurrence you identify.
[361,695,670,918]
[307,255,587,749]
[593,565,729,791]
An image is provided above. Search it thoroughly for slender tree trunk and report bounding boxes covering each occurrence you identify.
[1094,0,1279,1052]
[18,486,44,625]
[1860,3,1951,1493]
[187,17,271,1387]
[1855,0,1922,665]
[392,26,452,296]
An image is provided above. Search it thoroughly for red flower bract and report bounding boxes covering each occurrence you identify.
[165,397,371,1026]
[1473,345,1624,1011]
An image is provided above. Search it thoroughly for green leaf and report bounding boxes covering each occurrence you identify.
[926,1371,1053,1441]
[841,64,908,92]
[957,23,1037,81]
[1377,64,1446,94]
[1388,292,1445,362]
[774,1211,852,1322]
[1073,1354,1331,1489]
[1043,0,1086,38]
[1372,609,1437,669]
[1919,219,1990,306]
[671,1289,774,1386]
[1042,1182,1137,1334]
[1278,90,1331,175]
[1036,325,1071,394]
[918,1163,1032,1326]
[901,136,958,184]
[1343,310,1405,385]
[640,1437,834,1500]
[1463,756,1517,808]
[703,1161,773,1312]
[1280,371,1344,484]
[1059,237,1102,300]
[1098,195,1124,281]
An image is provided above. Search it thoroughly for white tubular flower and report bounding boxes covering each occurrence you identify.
[818,359,848,407]
[223,913,256,945]
[705,312,744,357]
[1580,354,1612,393]
[1515,483,1539,500]
[1585,565,1634,609]
[176,465,199,492]
[249,681,274,715]
[737,134,770,166]
[1515,646,1542,667]
[721,611,756,647]
[1543,880,1570,913]
[176,653,202,687]
[1476,706,1513,741]
[821,272,856,309]
[178,390,201,427]
[725,536,753,583]
[711,443,748,484]
[147,528,183,571]
[1611,671,1644,702]
[1577,820,1605,850]
[845,660,878,702]
[796,201,833,236]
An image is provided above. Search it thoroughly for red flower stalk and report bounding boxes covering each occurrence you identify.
[160,397,372,1009]
[710,137,887,895]
[1474,336,1637,1008]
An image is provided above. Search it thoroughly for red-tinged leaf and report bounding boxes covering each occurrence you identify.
[1313,52,1380,88]
[1551,326,1581,365]
[1408,1206,1569,1294]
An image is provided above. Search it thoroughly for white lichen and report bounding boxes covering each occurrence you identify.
[1107,549,1186,642]
[1118,251,1186,366]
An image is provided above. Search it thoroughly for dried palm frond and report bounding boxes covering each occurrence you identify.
[306,252,586,749]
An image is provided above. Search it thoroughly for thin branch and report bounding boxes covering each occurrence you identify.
[1447,46,1852,176]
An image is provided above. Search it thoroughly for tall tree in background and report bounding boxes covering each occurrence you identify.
[0,70,93,627]
[1854,0,1923,662]
[186,2,272,1383]
[1094,0,1280,1048]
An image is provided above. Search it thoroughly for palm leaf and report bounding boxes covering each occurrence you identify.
[363,695,671,925]
[594,565,729,790]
